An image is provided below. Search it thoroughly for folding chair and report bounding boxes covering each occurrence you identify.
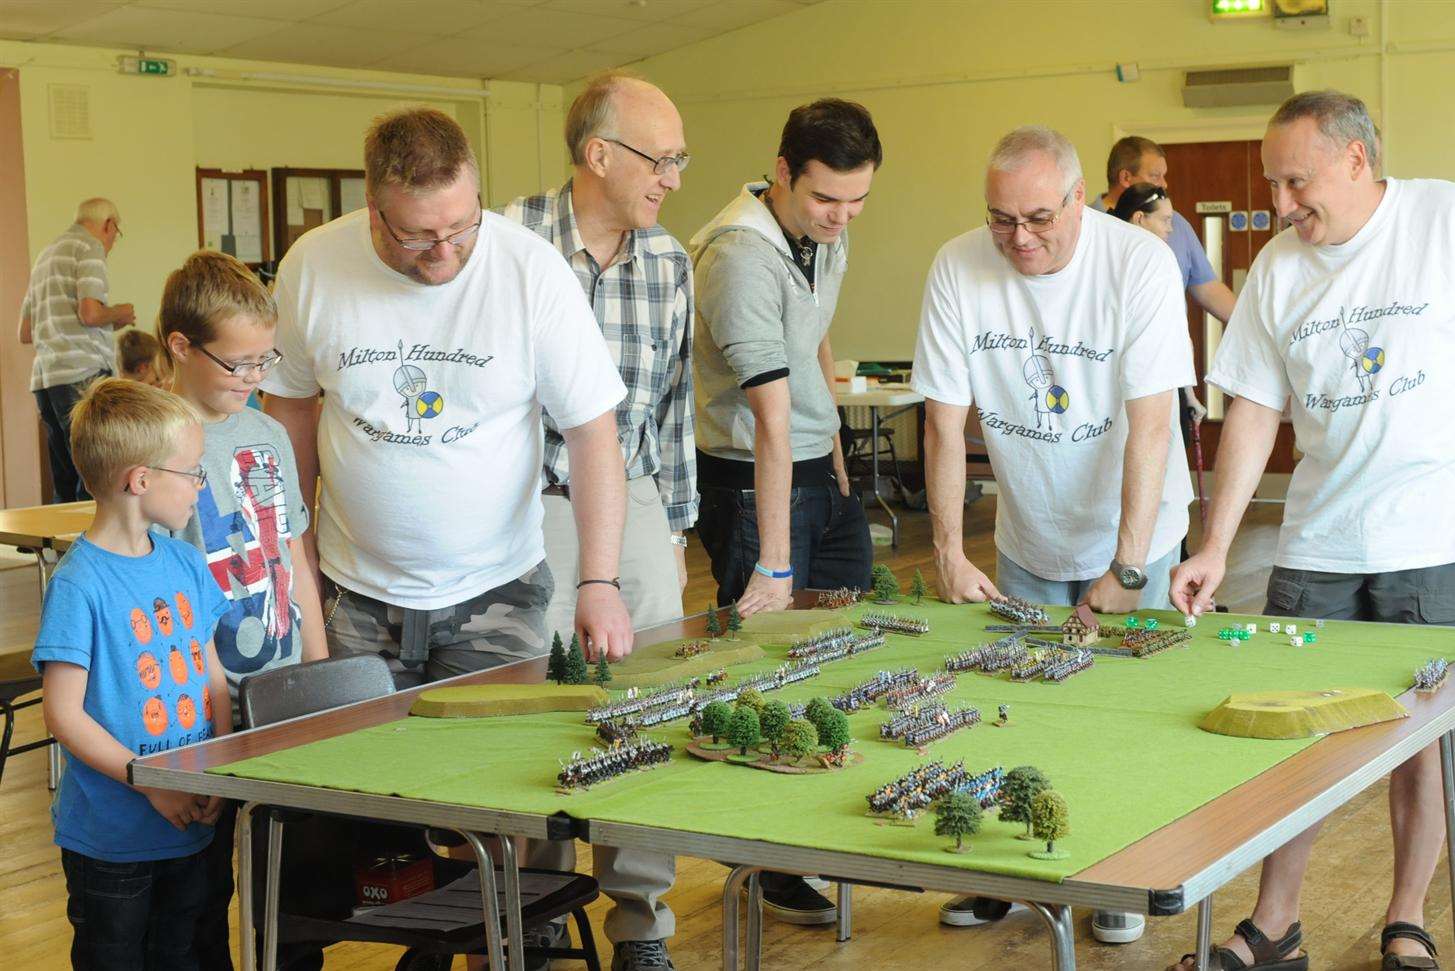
[238,655,600,971]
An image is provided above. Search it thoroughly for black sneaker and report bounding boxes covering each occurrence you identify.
[938,896,1026,927]
[612,939,676,971]
[522,919,568,971]
[758,872,837,925]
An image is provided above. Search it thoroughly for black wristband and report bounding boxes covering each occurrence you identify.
[576,578,621,590]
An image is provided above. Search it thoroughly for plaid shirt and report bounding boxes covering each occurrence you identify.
[502,182,697,531]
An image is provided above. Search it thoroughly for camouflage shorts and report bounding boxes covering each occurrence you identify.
[322,562,554,688]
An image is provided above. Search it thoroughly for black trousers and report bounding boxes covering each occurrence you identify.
[695,475,874,606]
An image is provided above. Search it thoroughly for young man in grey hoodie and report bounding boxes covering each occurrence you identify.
[690,98,881,924]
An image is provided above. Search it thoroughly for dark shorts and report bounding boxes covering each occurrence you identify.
[1263,561,1455,626]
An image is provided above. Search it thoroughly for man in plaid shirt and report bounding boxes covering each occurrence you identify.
[503,74,693,971]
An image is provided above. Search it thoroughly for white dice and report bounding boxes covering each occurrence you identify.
[1270,622,1282,634]
[1286,624,1298,637]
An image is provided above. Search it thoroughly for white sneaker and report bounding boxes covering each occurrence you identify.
[938,897,1027,927]
[1092,910,1145,943]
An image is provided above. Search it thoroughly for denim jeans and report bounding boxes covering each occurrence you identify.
[695,475,874,606]
[995,544,1182,610]
[61,846,209,971]
[34,372,105,503]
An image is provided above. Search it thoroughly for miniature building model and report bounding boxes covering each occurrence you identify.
[1060,604,1099,647]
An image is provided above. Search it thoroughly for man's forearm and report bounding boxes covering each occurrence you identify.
[923,402,969,558]
[1116,392,1174,565]
[563,411,627,581]
[1191,280,1236,325]
[264,394,322,574]
[752,426,793,567]
[1200,396,1282,556]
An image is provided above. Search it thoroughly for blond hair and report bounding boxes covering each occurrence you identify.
[565,72,646,166]
[364,107,478,198]
[158,251,276,363]
[75,197,118,225]
[116,328,162,377]
[70,378,198,495]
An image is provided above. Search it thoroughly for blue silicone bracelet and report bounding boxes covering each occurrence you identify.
[753,562,794,580]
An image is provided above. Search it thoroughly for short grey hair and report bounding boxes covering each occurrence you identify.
[75,197,118,225]
[1270,90,1379,167]
[565,72,648,166]
[987,126,1083,194]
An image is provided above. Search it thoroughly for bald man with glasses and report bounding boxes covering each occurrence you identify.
[502,74,695,971]
[914,126,1194,941]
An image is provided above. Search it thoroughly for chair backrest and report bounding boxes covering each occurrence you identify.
[238,655,395,729]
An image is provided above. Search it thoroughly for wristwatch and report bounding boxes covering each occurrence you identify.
[1109,559,1148,590]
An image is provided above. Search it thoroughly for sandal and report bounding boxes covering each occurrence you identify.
[1382,922,1440,970]
[1171,917,1307,970]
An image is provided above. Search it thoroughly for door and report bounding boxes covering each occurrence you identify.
[0,67,41,507]
[1161,139,1297,473]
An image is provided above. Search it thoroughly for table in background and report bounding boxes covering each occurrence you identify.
[837,385,923,548]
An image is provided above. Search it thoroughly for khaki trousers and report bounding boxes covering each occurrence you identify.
[533,475,682,943]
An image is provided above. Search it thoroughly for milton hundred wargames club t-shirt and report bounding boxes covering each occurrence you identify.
[263,209,625,610]
[1208,177,1455,574]
[913,208,1194,581]
[32,534,229,862]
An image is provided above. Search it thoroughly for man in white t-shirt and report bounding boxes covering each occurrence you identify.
[1170,91,1455,971]
[912,126,1193,940]
[263,107,634,687]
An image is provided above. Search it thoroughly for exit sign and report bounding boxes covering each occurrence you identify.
[1211,0,1266,17]
[117,55,175,77]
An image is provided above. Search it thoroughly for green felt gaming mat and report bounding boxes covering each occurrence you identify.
[211,602,1450,883]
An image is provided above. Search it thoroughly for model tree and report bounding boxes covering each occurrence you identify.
[727,602,743,635]
[1000,765,1051,839]
[804,697,835,734]
[735,688,765,715]
[909,568,928,605]
[547,632,567,684]
[726,706,761,757]
[564,633,590,685]
[933,792,983,853]
[758,701,791,757]
[705,603,723,638]
[593,651,612,686]
[699,701,732,744]
[870,564,901,604]
[780,719,819,763]
[816,708,852,754]
[1029,789,1070,860]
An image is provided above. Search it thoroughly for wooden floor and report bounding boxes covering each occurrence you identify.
[2,498,1443,969]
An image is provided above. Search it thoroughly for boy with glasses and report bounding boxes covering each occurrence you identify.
[913,126,1193,939]
[33,377,232,970]
[156,249,328,970]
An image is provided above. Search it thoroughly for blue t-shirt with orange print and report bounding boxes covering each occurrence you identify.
[32,533,228,862]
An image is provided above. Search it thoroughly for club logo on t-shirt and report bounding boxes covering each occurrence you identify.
[337,340,492,447]
[1291,302,1428,412]
[1022,340,1070,432]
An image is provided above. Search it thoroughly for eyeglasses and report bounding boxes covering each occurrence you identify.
[149,466,208,488]
[193,342,283,378]
[605,138,691,176]
[378,207,483,252]
[986,190,1075,236]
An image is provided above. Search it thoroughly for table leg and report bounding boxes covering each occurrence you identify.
[745,870,763,971]
[1439,731,1455,952]
[261,811,283,971]
[37,550,61,792]
[1025,901,1077,971]
[462,831,507,971]
[836,881,852,942]
[238,802,258,971]
[496,832,525,971]
[1196,897,1213,971]
[868,406,900,548]
[721,865,761,971]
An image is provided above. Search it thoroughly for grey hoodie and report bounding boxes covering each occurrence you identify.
[689,181,847,464]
